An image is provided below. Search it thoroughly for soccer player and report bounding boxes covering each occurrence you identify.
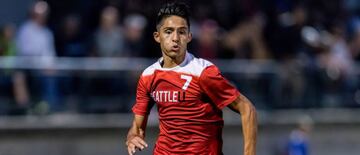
[126,2,257,155]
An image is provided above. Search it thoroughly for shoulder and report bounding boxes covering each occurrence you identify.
[141,60,160,76]
[190,56,213,68]
[191,56,223,81]
[17,22,31,34]
[184,53,214,77]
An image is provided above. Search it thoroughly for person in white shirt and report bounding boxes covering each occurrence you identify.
[16,1,61,113]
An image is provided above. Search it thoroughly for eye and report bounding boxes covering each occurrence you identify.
[164,30,172,34]
[178,29,187,35]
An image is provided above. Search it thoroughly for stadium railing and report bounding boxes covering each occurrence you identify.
[0,56,359,115]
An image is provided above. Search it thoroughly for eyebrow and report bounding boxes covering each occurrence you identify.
[162,26,188,30]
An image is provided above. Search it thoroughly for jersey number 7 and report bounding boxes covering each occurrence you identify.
[181,75,192,90]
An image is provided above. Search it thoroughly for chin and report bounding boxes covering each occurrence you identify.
[167,53,179,59]
[165,51,178,57]
[163,49,185,59]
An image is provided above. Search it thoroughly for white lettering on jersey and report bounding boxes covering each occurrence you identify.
[151,91,184,103]
[172,91,178,102]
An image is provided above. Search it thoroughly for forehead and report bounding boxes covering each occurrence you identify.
[159,15,188,29]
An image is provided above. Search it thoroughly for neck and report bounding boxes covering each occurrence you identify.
[161,52,186,68]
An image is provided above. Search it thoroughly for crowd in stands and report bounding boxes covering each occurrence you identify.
[0,0,360,114]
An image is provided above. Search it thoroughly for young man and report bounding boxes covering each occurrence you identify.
[126,2,257,155]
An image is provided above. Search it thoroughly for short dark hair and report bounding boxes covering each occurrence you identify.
[156,2,190,30]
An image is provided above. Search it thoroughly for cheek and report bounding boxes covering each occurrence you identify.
[160,37,172,48]
[182,37,191,44]
[161,35,170,42]
[185,34,192,42]
[162,36,171,46]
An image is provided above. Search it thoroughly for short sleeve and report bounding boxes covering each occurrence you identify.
[199,65,240,109]
[132,76,153,116]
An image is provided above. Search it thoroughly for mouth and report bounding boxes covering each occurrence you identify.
[171,45,180,52]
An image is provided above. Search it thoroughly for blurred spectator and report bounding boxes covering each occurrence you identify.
[0,24,16,56]
[55,14,87,111]
[264,1,307,61]
[93,6,124,57]
[122,13,147,57]
[326,23,354,79]
[264,3,308,108]
[82,6,136,113]
[192,19,220,59]
[56,14,87,57]
[17,1,56,57]
[287,115,313,155]
[221,14,270,59]
[16,1,61,113]
[0,24,29,114]
[318,22,358,107]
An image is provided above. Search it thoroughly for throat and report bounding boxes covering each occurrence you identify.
[161,53,186,68]
[162,60,180,68]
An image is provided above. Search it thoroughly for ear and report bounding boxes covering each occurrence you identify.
[153,31,160,43]
[187,32,192,43]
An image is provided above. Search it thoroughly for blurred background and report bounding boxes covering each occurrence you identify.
[0,0,360,154]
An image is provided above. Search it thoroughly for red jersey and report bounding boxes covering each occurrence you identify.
[132,52,240,155]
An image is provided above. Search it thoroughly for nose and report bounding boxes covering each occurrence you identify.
[172,32,180,43]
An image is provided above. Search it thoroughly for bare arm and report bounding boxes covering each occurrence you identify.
[126,114,149,155]
[228,94,257,155]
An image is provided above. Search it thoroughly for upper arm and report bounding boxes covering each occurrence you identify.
[227,93,256,114]
[132,76,154,116]
[199,65,240,109]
